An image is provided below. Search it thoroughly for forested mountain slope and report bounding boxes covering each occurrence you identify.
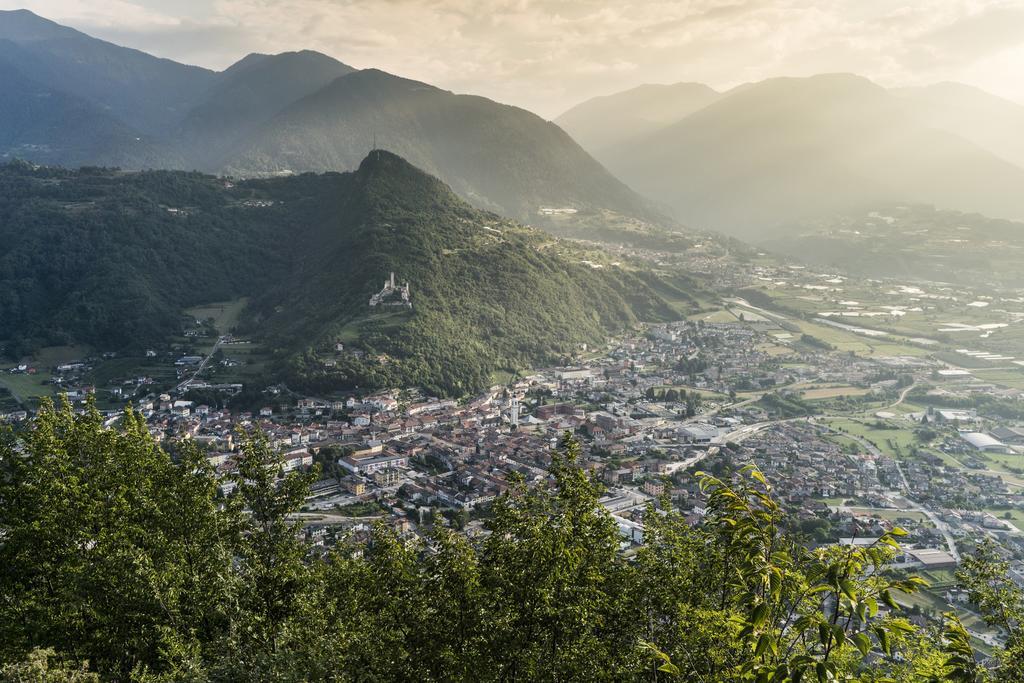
[0,152,677,395]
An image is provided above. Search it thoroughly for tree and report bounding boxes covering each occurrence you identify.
[479,432,633,679]
[644,465,934,681]
[213,429,320,674]
[957,540,1024,681]
[0,398,236,679]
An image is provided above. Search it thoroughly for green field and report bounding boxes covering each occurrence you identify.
[985,508,1024,532]
[0,372,55,404]
[690,309,739,323]
[844,507,927,522]
[821,417,922,459]
[185,298,249,336]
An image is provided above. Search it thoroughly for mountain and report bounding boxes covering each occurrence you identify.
[221,68,659,222]
[0,152,678,395]
[0,56,163,167]
[555,82,720,156]
[894,82,1024,170]
[0,11,662,229]
[601,74,1024,238]
[0,9,214,132]
[176,50,356,169]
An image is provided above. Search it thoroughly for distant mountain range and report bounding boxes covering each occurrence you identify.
[0,152,679,396]
[0,9,656,224]
[556,82,720,155]
[558,74,1024,239]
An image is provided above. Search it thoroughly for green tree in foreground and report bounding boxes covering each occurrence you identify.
[0,402,1016,680]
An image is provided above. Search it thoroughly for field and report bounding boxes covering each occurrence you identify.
[185,298,248,336]
[0,372,56,405]
[0,345,94,405]
[821,416,922,458]
[334,309,412,344]
[690,309,739,323]
[985,508,1024,532]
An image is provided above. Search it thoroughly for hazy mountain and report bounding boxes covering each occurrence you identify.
[0,55,164,167]
[895,82,1024,170]
[224,69,658,221]
[602,74,1024,238]
[0,10,660,227]
[0,9,214,133]
[0,152,675,395]
[555,82,720,156]
[176,50,356,168]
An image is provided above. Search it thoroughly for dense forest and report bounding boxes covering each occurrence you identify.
[0,162,294,356]
[0,153,674,395]
[257,151,678,396]
[1,400,1020,681]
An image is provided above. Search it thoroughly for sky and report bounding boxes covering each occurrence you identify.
[3,0,1024,118]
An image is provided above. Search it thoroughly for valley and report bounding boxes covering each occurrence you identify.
[4,4,1024,678]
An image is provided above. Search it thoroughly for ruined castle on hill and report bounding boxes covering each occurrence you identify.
[369,272,412,308]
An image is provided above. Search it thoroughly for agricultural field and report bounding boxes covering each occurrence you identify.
[185,298,249,336]
[820,416,923,458]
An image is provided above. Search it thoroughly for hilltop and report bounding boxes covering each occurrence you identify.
[0,152,681,396]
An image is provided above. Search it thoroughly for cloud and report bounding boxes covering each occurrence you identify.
[0,0,182,29]
[3,0,1023,115]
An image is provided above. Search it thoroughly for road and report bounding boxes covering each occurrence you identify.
[881,382,916,411]
[664,419,783,474]
[175,335,226,393]
[819,422,960,562]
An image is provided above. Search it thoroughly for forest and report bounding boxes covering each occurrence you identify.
[0,153,675,396]
[1,399,1020,682]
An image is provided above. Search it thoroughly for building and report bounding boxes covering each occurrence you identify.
[907,548,957,570]
[283,448,313,472]
[960,432,1011,453]
[680,424,721,445]
[339,449,408,475]
[369,272,412,308]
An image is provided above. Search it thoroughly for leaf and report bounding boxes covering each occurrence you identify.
[751,602,769,629]
[874,626,891,655]
[853,631,871,657]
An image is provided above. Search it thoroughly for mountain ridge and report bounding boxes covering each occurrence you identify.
[556,81,720,153]
[0,10,665,228]
[584,73,1024,237]
[0,151,679,396]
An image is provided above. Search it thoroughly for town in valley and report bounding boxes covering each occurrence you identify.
[7,230,1024,653]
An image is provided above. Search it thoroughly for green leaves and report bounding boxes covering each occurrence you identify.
[1,412,1001,682]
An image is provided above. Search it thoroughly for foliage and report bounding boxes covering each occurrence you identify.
[0,155,675,397]
[0,408,1006,681]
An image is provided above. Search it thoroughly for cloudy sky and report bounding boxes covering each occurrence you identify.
[4,0,1024,117]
